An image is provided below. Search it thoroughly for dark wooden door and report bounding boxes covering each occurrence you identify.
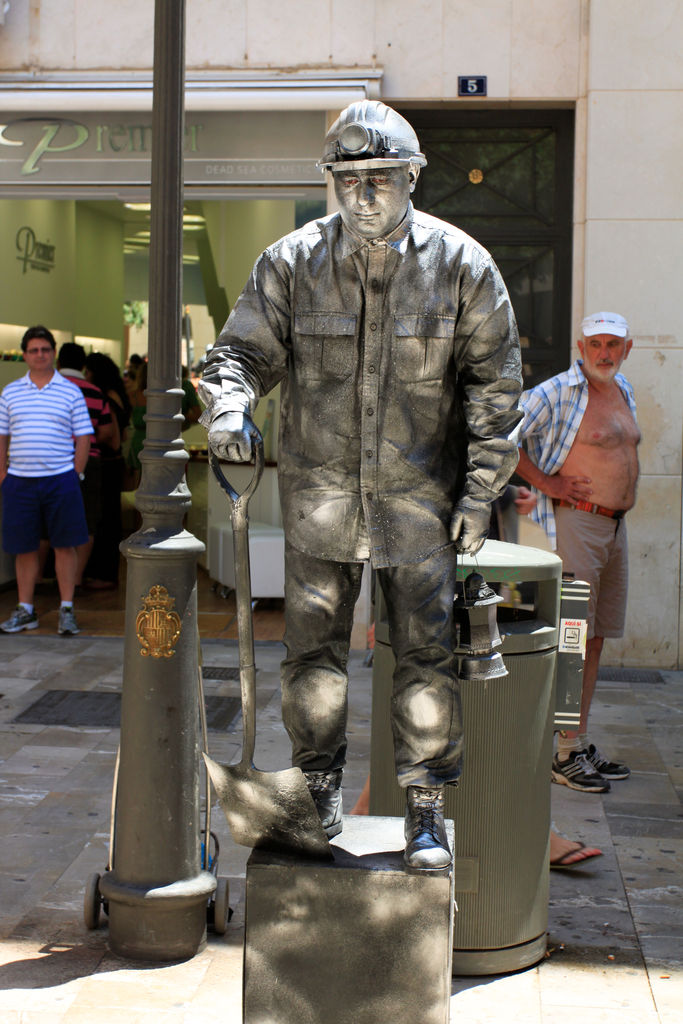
[402,109,574,387]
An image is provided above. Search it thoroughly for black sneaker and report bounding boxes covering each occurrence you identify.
[552,751,611,793]
[585,743,630,780]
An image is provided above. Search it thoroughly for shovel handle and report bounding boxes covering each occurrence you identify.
[209,439,265,767]
[209,438,265,508]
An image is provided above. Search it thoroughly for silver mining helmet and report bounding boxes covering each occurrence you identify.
[318,101,427,173]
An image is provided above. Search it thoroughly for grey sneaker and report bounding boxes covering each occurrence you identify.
[0,605,39,633]
[58,606,80,636]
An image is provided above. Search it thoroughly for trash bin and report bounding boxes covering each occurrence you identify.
[369,538,562,975]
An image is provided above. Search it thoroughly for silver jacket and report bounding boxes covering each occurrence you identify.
[200,205,522,568]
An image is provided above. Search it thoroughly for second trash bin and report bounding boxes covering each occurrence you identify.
[369,539,562,975]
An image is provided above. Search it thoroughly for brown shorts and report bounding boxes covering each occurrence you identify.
[554,505,628,639]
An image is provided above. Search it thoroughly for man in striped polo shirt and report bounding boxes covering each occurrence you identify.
[0,326,93,635]
[57,342,115,587]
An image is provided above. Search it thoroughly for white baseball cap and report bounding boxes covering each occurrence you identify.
[581,312,630,338]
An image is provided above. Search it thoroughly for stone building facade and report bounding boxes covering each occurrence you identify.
[0,0,681,666]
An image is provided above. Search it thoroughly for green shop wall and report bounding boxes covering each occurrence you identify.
[199,199,296,462]
[1,199,77,332]
[201,199,295,312]
[1,199,123,349]
[74,203,124,344]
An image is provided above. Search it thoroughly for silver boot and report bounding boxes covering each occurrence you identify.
[303,769,343,838]
[404,786,451,870]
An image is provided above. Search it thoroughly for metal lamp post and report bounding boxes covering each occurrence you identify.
[98,0,216,960]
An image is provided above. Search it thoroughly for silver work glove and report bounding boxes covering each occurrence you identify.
[449,501,492,555]
[208,410,262,463]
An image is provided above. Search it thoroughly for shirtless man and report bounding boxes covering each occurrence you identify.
[517,312,640,793]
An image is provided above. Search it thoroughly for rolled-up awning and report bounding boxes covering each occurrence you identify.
[0,70,383,112]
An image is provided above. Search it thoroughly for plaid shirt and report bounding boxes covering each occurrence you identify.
[519,359,637,549]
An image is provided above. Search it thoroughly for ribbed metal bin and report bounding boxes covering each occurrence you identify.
[369,539,562,975]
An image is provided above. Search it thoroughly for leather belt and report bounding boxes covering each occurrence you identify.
[555,499,625,520]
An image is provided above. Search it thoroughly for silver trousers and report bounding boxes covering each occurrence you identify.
[281,541,463,789]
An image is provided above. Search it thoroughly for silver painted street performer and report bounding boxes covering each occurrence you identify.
[200,101,522,870]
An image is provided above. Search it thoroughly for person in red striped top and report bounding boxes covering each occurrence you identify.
[57,343,115,587]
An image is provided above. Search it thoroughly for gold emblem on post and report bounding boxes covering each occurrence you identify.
[468,168,484,184]
[136,585,182,658]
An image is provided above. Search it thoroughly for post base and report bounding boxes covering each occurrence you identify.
[99,869,216,962]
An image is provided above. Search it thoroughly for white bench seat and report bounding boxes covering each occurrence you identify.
[208,520,285,598]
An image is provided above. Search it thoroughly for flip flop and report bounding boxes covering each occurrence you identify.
[550,841,603,869]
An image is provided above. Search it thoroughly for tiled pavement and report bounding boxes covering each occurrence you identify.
[0,635,681,1023]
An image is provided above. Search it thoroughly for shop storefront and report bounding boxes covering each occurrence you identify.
[0,93,343,363]
[0,75,379,585]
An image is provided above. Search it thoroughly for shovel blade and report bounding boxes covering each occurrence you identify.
[204,755,332,859]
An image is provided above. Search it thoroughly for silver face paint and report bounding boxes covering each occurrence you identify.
[333,166,413,240]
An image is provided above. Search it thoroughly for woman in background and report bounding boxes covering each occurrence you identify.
[83,353,131,589]
[123,352,143,397]
[126,359,147,486]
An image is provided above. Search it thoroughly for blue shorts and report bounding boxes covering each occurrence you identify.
[1,471,89,554]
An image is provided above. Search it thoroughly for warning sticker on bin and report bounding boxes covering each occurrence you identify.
[559,618,587,657]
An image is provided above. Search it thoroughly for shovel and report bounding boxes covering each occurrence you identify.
[205,441,332,859]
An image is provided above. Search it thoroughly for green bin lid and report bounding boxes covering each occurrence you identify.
[456,539,562,584]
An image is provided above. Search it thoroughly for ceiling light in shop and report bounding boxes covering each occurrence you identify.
[124,203,152,212]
